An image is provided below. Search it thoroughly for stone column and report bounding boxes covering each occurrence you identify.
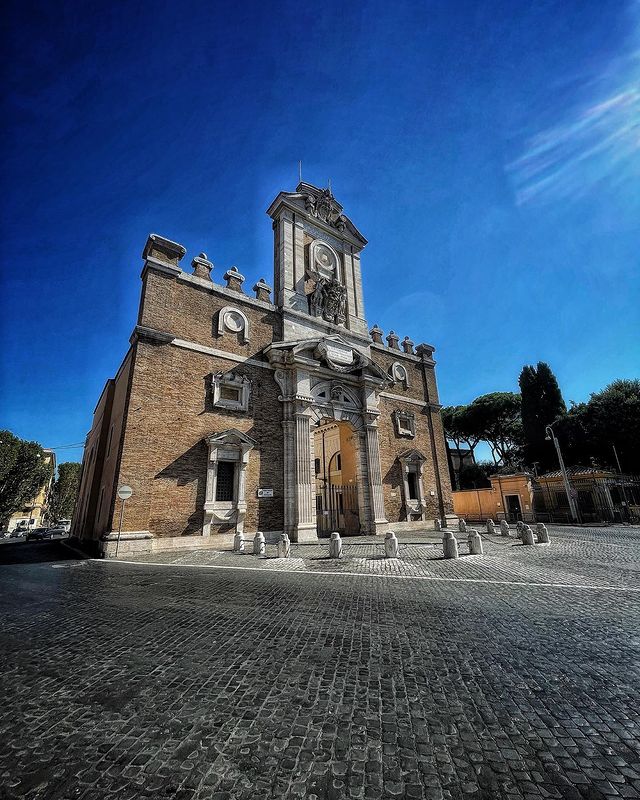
[235,450,251,534]
[203,450,217,537]
[293,412,317,542]
[364,420,388,535]
[281,416,296,538]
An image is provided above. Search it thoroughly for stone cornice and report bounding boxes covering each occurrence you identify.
[141,258,182,279]
[281,307,372,347]
[371,342,436,366]
[378,391,442,410]
[172,338,272,370]
[141,259,277,313]
[177,272,276,311]
[131,325,175,345]
[130,325,273,370]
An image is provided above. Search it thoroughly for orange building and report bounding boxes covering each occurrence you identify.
[452,473,535,523]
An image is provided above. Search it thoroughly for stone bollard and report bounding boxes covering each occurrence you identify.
[233,531,245,553]
[468,529,484,555]
[522,525,535,546]
[384,530,399,558]
[329,531,343,559]
[500,519,510,537]
[277,533,291,558]
[458,518,467,533]
[253,531,266,555]
[516,520,525,539]
[443,530,459,559]
[536,523,550,544]
[434,518,442,531]
[486,519,496,535]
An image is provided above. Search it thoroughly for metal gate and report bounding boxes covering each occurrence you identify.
[532,474,640,524]
[316,484,361,537]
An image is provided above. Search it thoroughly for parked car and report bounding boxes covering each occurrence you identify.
[48,528,68,537]
[25,528,51,542]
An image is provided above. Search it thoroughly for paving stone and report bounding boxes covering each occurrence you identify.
[0,529,639,799]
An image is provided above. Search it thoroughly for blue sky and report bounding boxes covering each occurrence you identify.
[1,0,639,464]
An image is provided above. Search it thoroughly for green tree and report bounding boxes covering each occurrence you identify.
[553,380,640,473]
[469,392,523,467]
[458,461,493,490]
[441,406,465,454]
[442,405,484,489]
[49,462,83,522]
[0,431,52,528]
[519,362,566,471]
[583,379,640,472]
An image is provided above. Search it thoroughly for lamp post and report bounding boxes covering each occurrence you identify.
[545,423,579,523]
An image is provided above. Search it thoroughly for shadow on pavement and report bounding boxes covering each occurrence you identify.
[0,540,83,566]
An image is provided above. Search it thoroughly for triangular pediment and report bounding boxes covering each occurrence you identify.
[266,183,367,247]
[206,429,256,448]
[399,449,427,463]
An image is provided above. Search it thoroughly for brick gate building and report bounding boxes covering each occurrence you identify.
[72,183,452,556]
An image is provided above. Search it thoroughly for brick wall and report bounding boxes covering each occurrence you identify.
[139,269,280,357]
[114,339,284,538]
[371,347,452,521]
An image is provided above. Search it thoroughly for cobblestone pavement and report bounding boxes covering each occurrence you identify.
[1,531,639,800]
[123,526,640,591]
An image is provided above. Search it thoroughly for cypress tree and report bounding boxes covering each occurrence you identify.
[519,362,566,471]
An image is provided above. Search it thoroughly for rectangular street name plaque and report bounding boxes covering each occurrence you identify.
[257,488,274,498]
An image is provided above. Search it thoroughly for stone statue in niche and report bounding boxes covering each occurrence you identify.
[309,276,347,325]
[311,278,326,317]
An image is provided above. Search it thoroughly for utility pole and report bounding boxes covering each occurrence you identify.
[545,424,579,523]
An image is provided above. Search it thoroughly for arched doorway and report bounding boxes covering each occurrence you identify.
[313,419,361,536]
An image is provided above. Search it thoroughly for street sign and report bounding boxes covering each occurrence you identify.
[257,488,274,498]
[118,485,133,500]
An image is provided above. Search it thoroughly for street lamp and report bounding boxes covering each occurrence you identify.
[545,422,579,523]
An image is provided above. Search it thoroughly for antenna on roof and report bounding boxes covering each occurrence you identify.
[298,160,302,184]
[328,178,332,196]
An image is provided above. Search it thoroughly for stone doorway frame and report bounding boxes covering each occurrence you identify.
[267,337,390,542]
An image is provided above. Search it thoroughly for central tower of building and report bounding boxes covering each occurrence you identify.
[268,183,369,346]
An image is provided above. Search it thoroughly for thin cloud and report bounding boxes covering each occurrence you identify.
[508,6,640,205]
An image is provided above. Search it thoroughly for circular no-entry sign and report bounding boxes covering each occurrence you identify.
[118,485,133,500]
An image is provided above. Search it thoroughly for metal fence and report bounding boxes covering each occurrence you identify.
[316,484,360,537]
[456,475,640,525]
[532,475,640,524]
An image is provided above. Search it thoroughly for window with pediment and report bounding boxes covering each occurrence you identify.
[398,449,427,521]
[203,429,256,536]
